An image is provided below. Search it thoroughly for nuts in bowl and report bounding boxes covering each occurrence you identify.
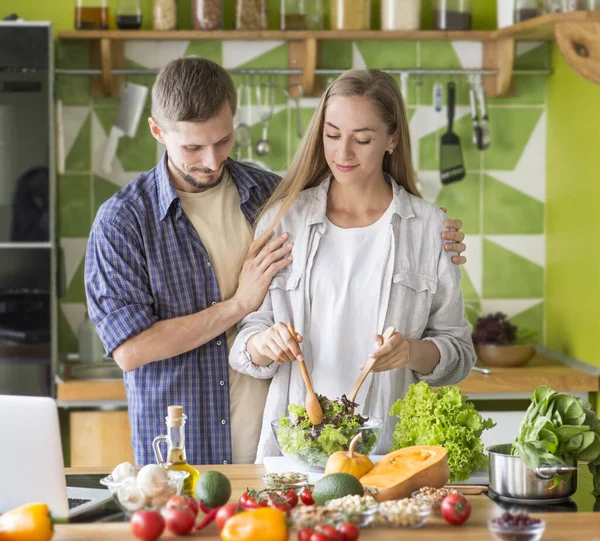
[325,495,379,527]
[411,486,460,515]
[261,471,308,490]
[376,498,432,529]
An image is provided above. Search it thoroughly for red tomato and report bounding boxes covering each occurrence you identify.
[298,527,314,541]
[215,503,239,531]
[130,510,165,541]
[310,533,330,541]
[315,524,343,541]
[300,487,315,505]
[161,505,196,535]
[267,495,292,516]
[239,491,267,510]
[165,495,199,517]
[337,522,360,541]
[283,488,299,508]
[440,493,472,525]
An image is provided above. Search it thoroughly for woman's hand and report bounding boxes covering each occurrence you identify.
[367,327,410,373]
[250,322,304,365]
[440,207,467,265]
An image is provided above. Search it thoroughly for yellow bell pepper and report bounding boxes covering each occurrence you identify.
[220,507,288,541]
[0,503,53,541]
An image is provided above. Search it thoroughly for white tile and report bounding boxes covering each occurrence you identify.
[485,235,546,267]
[62,106,91,159]
[451,41,483,69]
[125,41,189,69]
[480,299,543,319]
[60,238,89,287]
[352,42,367,69]
[516,42,545,58]
[61,302,87,337]
[485,170,545,203]
[222,41,285,69]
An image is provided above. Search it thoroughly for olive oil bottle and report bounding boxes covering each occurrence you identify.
[153,405,200,496]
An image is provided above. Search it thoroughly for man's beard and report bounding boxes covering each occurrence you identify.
[172,160,226,192]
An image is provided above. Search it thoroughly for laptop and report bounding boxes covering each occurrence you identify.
[0,395,113,519]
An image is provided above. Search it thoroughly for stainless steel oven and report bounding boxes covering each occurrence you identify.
[0,22,56,397]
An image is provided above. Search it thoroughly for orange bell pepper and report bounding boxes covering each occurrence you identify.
[220,507,288,541]
[0,502,53,541]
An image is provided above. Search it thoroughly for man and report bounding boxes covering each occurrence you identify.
[85,57,467,466]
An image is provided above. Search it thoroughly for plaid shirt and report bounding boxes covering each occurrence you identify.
[85,154,280,465]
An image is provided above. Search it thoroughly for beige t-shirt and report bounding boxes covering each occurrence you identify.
[176,169,270,464]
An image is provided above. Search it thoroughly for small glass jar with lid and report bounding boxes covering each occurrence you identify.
[434,0,472,30]
[280,0,307,30]
[116,0,142,30]
[330,0,371,30]
[381,0,422,31]
[236,0,268,30]
[153,0,177,30]
[515,0,541,22]
[192,0,223,29]
[75,0,109,30]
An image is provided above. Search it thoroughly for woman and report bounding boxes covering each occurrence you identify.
[229,69,476,462]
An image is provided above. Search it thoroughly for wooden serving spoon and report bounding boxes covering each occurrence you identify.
[286,323,324,426]
[347,327,396,404]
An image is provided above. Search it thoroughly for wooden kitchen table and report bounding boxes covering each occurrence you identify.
[54,465,600,541]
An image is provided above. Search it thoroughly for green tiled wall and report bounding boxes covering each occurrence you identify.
[57,39,548,352]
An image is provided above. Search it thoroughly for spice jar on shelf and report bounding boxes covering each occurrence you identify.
[236,0,268,30]
[514,0,541,22]
[192,0,223,30]
[116,0,142,30]
[75,0,109,30]
[306,0,324,29]
[381,0,421,31]
[434,0,472,31]
[280,0,307,30]
[330,0,371,30]
[153,0,177,30]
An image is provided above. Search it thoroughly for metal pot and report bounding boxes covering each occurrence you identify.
[488,444,578,502]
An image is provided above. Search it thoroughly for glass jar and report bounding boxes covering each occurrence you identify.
[236,0,268,30]
[153,0,177,30]
[543,0,586,10]
[116,0,142,29]
[588,0,600,9]
[192,0,223,29]
[330,0,371,30]
[281,0,307,30]
[306,0,324,29]
[381,0,421,31]
[515,0,540,22]
[75,0,109,30]
[434,0,472,30]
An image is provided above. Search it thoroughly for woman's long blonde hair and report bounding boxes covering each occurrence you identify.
[254,69,420,247]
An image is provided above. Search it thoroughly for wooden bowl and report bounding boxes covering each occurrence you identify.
[475,344,536,368]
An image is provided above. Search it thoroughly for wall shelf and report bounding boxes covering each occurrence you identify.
[58,11,600,98]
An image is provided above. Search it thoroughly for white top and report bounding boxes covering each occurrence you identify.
[230,175,476,463]
[176,170,270,464]
[308,202,395,408]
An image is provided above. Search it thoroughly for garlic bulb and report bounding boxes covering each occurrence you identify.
[111,461,136,483]
[136,464,169,497]
[117,479,146,512]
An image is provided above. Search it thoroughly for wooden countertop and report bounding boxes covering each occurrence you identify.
[54,465,598,540]
[56,354,599,402]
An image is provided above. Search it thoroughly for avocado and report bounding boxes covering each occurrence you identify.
[312,472,364,505]
[195,470,232,508]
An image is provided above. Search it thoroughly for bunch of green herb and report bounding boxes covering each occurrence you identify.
[277,395,379,468]
[511,385,600,495]
[390,382,495,482]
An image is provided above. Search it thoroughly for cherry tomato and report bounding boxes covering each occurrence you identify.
[298,527,314,541]
[165,495,199,517]
[283,488,299,508]
[337,522,360,541]
[310,533,330,541]
[315,524,344,541]
[238,491,265,510]
[130,510,165,541]
[161,505,196,536]
[215,503,239,530]
[267,494,292,516]
[300,486,315,505]
[440,493,472,525]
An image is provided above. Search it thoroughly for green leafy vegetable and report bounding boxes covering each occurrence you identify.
[389,382,495,482]
[277,395,379,468]
[511,385,600,495]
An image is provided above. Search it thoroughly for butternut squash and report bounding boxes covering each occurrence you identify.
[359,446,450,502]
[324,433,374,479]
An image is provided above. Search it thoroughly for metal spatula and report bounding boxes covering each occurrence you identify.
[440,81,466,185]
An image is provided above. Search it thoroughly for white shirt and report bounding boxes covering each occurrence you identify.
[230,175,476,463]
[308,203,394,408]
